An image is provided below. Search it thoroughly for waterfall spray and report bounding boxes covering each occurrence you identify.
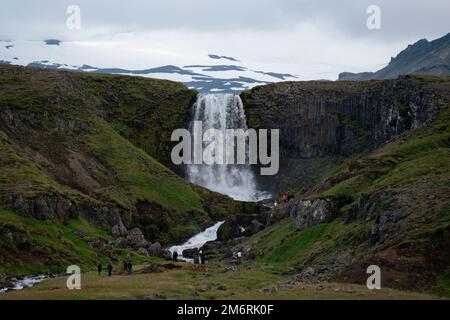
[186,93,270,201]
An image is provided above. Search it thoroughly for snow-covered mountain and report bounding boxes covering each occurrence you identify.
[0,39,297,92]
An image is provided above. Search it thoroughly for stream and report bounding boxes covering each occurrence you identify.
[168,221,224,263]
[0,274,48,293]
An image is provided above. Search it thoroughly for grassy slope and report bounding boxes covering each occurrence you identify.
[0,65,239,275]
[0,208,160,276]
[72,71,198,164]
[0,130,79,198]
[0,262,436,300]
[83,117,203,213]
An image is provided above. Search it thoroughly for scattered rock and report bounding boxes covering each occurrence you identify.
[224,266,237,272]
[73,229,85,238]
[262,286,277,294]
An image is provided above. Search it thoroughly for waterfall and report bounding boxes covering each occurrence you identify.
[168,221,224,262]
[186,93,269,202]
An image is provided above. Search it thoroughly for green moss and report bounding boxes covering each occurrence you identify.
[0,130,79,198]
[0,208,111,275]
[253,218,366,269]
[320,175,370,203]
[83,118,203,213]
[240,90,262,129]
[394,100,410,117]
[315,104,450,199]
[168,224,202,243]
[0,65,241,273]
[73,71,198,163]
[409,74,450,83]
[432,271,450,297]
[260,223,332,265]
[340,116,371,144]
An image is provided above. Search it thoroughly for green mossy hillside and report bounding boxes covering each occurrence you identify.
[241,103,450,295]
[0,65,240,275]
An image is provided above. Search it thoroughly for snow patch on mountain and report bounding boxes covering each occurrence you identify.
[0,40,298,92]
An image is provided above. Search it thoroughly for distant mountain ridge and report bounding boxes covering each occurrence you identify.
[0,40,297,92]
[339,32,450,80]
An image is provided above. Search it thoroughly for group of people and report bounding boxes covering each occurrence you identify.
[97,259,133,277]
[172,249,207,264]
[123,260,133,275]
[97,248,210,277]
[97,262,113,277]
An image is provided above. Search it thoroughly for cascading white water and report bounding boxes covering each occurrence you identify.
[186,93,269,201]
[168,221,224,262]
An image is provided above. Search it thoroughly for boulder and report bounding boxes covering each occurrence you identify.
[290,199,337,231]
[147,242,162,257]
[182,248,199,258]
[115,237,128,248]
[202,241,222,251]
[250,220,265,234]
[111,224,128,238]
[202,241,225,258]
[138,247,149,256]
[161,250,173,261]
[126,228,148,249]
[15,234,30,250]
[217,213,267,241]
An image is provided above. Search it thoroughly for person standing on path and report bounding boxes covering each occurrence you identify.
[237,251,242,264]
[172,251,178,263]
[106,263,113,277]
[97,262,103,276]
[127,260,133,275]
[199,250,206,265]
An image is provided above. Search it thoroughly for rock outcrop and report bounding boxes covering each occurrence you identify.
[290,199,337,231]
[3,194,78,223]
[217,212,267,241]
[126,228,149,249]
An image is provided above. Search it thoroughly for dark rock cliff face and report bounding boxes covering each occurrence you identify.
[241,76,450,193]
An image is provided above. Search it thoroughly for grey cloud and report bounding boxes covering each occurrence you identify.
[1,0,449,41]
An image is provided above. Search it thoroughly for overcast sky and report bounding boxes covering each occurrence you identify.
[2,0,450,79]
